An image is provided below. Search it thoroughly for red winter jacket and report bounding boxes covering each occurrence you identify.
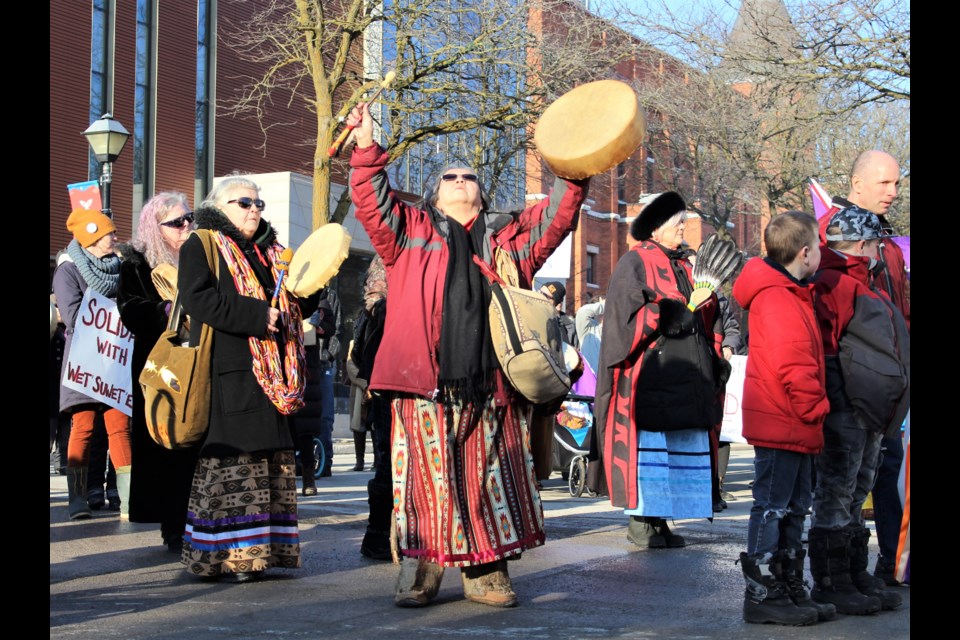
[732,257,829,454]
[349,143,589,399]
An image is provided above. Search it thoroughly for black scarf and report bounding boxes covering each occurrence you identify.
[653,241,694,298]
[437,212,497,405]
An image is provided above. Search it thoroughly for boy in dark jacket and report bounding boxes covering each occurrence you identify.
[732,211,832,626]
[808,205,908,615]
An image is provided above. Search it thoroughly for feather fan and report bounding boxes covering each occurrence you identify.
[687,234,744,310]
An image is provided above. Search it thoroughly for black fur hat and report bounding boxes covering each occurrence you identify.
[630,191,686,241]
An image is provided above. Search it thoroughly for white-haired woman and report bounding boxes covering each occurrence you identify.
[176,176,322,583]
[592,191,727,549]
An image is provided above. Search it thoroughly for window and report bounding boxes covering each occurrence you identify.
[196,0,212,201]
[88,0,110,181]
[586,245,599,286]
[133,0,153,208]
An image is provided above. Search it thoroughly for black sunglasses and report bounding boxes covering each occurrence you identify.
[441,173,478,182]
[227,197,266,211]
[159,212,195,229]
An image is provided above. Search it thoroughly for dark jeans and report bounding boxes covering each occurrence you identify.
[747,446,813,559]
[871,433,904,559]
[812,413,882,531]
[318,362,336,471]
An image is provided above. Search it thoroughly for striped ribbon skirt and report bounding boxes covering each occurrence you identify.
[391,395,545,568]
[182,450,301,577]
[623,428,713,520]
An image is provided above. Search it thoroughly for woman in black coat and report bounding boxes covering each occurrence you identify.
[117,191,200,553]
[177,176,321,583]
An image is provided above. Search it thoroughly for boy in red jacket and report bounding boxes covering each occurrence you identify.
[732,211,833,626]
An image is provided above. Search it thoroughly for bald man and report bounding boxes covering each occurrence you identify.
[820,150,910,588]
[821,150,909,328]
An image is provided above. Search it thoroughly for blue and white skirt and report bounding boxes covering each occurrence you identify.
[623,428,713,520]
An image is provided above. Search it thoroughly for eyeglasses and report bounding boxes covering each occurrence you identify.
[441,173,478,182]
[227,197,266,211]
[159,212,195,229]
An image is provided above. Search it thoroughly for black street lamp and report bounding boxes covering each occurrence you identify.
[83,113,130,219]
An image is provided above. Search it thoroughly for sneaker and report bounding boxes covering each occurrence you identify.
[720,490,737,502]
[87,488,106,510]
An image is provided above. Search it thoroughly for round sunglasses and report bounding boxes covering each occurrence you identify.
[159,212,195,229]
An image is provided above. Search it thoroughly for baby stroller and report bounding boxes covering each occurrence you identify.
[552,357,597,497]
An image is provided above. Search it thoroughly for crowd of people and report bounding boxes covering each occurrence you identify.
[50,133,909,620]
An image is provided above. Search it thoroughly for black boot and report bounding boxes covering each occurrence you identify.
[361,482,393,560]
[873,554,901,586]
[352,431,366,471]
[654,518,686,548]
[739,552,818,625]
[808,528,882,615]
[626,516,665,548]
[848,526,902,610]
[298,434,318,496]
[66,467,92,520]
[778,549,837,621]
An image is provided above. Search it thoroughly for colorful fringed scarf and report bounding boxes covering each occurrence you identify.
[213,232,306,414]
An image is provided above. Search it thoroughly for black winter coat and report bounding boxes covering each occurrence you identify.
[116,245,200,524]
[178,207,322,457]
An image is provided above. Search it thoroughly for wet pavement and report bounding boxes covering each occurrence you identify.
[51,443,909,639]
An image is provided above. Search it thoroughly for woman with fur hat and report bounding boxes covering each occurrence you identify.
[176,176,322,583]
[591,192,727,549]
[116,191,200,553]
[346,102,590,609]
[52,208,133,520]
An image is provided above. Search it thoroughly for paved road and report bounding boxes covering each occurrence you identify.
[51,443,909,639]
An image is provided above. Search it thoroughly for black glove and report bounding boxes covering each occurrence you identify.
[658,298,695,336]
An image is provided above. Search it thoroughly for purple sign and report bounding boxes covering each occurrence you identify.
[889,236,910,276]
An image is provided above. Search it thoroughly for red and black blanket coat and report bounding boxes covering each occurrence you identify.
[590,241,724,509]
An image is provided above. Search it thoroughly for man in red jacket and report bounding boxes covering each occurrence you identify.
[821,150,909,587]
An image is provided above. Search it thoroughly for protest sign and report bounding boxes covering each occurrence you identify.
[61,287,134,416]
[720,354,747,443]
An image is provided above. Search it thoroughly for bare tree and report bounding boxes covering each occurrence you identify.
[591,0,908,251]
[219,0,633,227]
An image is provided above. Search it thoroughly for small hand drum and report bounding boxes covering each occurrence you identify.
[284,223,352,297]
[534,79,647,180]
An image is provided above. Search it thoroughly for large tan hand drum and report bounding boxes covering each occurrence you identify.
[284,223,352,297]
[534,79,646,180]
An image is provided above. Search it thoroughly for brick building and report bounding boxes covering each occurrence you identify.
[49,1,760,319]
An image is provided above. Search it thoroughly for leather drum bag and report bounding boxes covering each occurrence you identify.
[533,79,647,180]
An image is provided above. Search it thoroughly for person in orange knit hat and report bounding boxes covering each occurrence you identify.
[52,209,132,520]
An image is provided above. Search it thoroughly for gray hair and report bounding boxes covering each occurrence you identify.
[420,166,491,212]
[202,176,261,209]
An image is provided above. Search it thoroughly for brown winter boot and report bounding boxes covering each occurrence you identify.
[395,557,445,607]
[461,559,518,608]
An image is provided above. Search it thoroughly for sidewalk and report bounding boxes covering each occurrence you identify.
[51,443,909,639]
